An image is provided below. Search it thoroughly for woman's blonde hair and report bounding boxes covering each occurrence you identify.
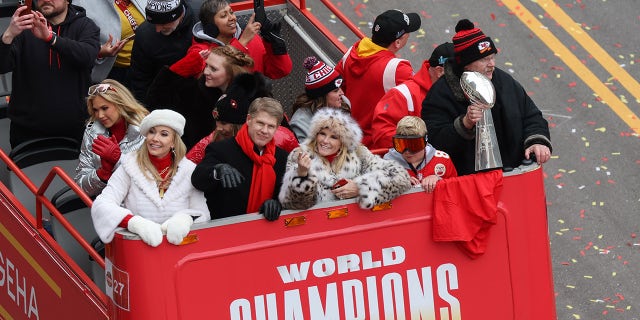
[136,129,187,184]
[86,79,149,126]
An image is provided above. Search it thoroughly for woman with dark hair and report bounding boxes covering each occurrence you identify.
[289,56,351,142]
[92,109,210,247]
[75,79,149,197]
[173,0,291,80]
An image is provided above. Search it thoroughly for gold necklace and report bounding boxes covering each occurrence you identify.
[157,166,171,198]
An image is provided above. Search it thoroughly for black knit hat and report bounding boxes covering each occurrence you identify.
[146,0,185,24]
[452,19,498,67]
[371,9,421,46]
[212,73,271,124]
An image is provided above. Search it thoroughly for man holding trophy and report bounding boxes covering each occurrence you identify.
[421,19,552,176]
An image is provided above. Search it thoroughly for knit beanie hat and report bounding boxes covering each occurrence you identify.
[428,42,455,67]
[452,19,498,67]
[371,9,421,47]
[146,0,185,24]
[303,56,342,99]
[213,73,272,124]
[307,108,362,152]
[140,109,186,136]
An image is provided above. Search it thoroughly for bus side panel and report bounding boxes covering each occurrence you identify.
[0,183,107,320]
[107,167,555,319]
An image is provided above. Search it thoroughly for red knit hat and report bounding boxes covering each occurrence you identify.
[452,19,497,67]
[304,56,342,99]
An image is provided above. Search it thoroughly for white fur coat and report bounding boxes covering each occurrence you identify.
[91,153,210,243]
[278,144,411,210]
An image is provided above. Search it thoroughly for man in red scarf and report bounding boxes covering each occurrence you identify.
[191,97,289,221]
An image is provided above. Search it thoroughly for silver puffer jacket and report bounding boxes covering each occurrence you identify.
[74,121,145,197]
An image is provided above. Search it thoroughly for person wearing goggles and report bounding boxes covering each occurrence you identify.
[383,116,457,193]
[75,79,149,197]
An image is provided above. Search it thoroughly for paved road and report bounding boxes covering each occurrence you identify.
[308,0,640,318]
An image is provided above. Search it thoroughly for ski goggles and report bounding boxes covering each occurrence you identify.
[392,135,427,153]
[88,83,116,96]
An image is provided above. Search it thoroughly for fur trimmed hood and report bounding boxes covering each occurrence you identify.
[304,108,362,152]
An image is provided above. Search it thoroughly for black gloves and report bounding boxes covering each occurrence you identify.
[261,19,287,55]
[260,199,282,221]
[213,163,245,188]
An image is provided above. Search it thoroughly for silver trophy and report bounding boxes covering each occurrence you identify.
[460,71,503,171]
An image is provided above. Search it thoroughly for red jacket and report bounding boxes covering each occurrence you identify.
[371,60,434,149]
[408,150,458,180]
[335,39,414,147]
[186,36,292,80]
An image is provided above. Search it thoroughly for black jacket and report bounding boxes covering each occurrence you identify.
[146,67,221,149]
[129,4,195,103]
[0,5,100,143]
[422,65,552,175]
[191,137,288,219]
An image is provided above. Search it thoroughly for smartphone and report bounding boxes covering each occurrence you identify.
[122,33,136,42]
[18,0,32,16]
[332,178,348,190]
[253,0,267,25]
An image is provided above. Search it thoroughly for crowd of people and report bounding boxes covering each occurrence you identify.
[1,0,551,246]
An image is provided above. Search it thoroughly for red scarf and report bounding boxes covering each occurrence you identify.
[235,125,276,213]
[149,152,172,179]
[110,117,127,143]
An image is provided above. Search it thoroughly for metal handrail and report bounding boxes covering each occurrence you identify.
[0,147,104,269]
[295,0,365,53]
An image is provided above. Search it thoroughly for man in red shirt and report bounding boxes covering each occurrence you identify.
[335,9,421,147]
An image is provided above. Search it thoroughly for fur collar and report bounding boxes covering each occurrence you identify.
[442,61,468,103]
[120,153,196,209]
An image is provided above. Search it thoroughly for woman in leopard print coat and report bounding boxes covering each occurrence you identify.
[279,108,411,210]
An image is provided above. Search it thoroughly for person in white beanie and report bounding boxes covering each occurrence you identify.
[279,108,412,210]
[91,109,210,247]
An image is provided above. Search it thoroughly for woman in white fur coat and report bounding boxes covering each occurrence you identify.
[91,109,210,247]
[279,108,412,210]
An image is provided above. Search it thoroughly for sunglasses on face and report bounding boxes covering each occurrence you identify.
[88,83,116,96]
[392,135,427,153]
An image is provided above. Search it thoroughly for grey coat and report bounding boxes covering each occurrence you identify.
[74,121,145,197]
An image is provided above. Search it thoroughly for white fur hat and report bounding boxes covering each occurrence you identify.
[140,109,186,137]
[306,108,362,152]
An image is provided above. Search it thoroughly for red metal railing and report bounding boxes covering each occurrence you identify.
[232,0,366,53]
[0,147,104,269]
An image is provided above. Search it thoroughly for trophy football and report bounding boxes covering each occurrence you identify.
[460,71,503,171]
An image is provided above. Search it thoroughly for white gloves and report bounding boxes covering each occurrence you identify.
[161,213,194,245]
[127,215,163,247]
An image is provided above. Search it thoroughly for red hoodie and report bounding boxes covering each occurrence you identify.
[335,38,414,147]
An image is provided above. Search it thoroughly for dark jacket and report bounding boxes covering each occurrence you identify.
[146,67,221,149]
[129,5,195,103]
[191,137,288,219]
[421,64,552,175]
[0,5,100,143]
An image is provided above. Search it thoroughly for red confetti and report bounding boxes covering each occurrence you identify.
[568,81,577,87]
[353,3,365,18]
[490,13,496,20]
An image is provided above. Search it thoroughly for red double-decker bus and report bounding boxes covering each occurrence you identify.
[0,1,556,319]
